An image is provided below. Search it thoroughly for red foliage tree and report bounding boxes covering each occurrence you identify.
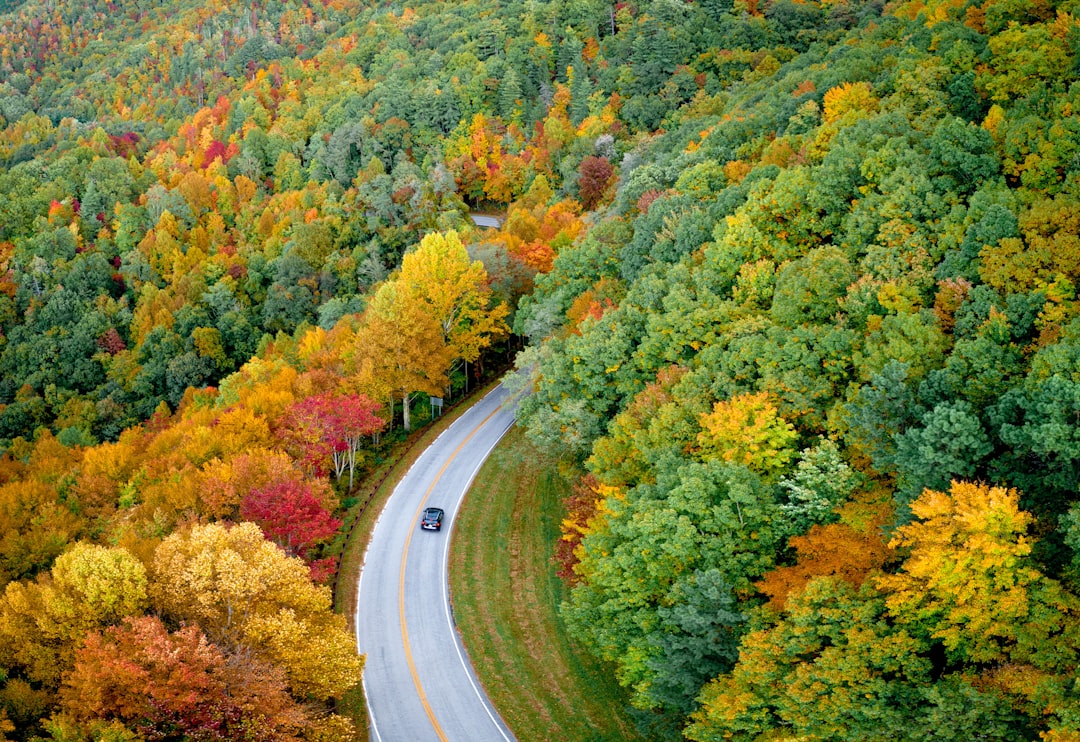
[280,399,335,477]
[636,188,665,214]
[307,556,339,585]
[239,479,342,559]
[577,155,614,211]
[327,394,386,487]
[202,139,229,165]
[96,327,127,355]
[555,474,604,583]
[280,393,385,486]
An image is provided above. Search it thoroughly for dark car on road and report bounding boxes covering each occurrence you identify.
[421,507,444,531]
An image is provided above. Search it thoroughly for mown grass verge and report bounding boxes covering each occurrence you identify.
[449,425,647,742]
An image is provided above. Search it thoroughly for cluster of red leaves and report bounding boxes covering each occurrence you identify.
[554,473,604,583]
[279,393,384,477]
[239,479,341,559]
[578,155,614,211]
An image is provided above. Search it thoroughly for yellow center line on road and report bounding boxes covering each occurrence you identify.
[398,402,505,742]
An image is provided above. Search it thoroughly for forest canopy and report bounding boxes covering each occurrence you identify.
[2,0,1080,738]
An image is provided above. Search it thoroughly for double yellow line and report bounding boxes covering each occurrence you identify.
[397,403,505,741]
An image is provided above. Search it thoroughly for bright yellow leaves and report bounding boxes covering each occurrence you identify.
[397,230,509,363]
[0,544,147,686]
[878,481,1079,667]
[150,522,363,701]
[696,392,797,477]
[244,607,363,702]
[49,543,149,621]
[811,80,881,155]
[822,81,879,124]
[349,230,508,429]
[351,280,451,431]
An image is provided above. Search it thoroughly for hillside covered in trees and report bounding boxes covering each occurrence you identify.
[2,0,1080,738]
[505,0,1080,739]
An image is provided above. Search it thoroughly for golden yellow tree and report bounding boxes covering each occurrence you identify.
[695,392,798,477]
[0,543,148,686]
[397,230,509,378]
[877,481,1079,666]
[350,280,452,430]
[149,522,363,702]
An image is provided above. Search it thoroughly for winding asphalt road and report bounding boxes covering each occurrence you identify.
[355,384,519,742]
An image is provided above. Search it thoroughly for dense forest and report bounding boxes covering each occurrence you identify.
[1,0,1080,738]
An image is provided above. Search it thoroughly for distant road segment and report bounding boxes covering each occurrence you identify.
[469,213,503,228]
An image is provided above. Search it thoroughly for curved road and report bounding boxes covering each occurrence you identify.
[356,385,518,742]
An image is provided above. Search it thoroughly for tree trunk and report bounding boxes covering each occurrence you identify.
[346,440,357,490]
[402,390,412,431]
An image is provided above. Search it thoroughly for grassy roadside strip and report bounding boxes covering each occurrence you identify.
[449,425,647,742]
[332,377,503,740]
